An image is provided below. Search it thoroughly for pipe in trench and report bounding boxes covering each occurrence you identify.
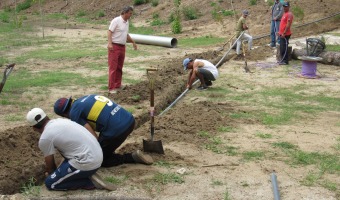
[159,32,245,116]
[130,34,178,48]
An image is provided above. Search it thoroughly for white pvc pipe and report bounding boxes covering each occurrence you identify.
[130,34,177,48]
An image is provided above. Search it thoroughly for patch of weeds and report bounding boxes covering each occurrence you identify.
[171,17,181,34]
[256,132,272,139]
[131,95,141,102]
[218,126,234,132]
[211,179,223,186]
[151,0,159,7]
[272,141,297,150]
[249,0,257,6]
[134,0,147,6]
[321,180,337,191]
[224,190,232,200]
[267,0,274,6]
[4,114,22,122]
[21,177,40,197]
[125,107,135,114]
[222,10,234,17]
[225,145,238,156]
[76,10,87,18]
[97,10,105,18]
[326,45,340,52]
[151,16,165,26]
[333,137,340,151]
[182,6,198,20]
[105,175,128,185]
[154,160,172,168]
[301,171,321,186]
[197,131,210,137]
[16,0,33,12]
[242,151,265,161]
[292,6,304,20]
[0,11,10,23]
[153,172,184,184]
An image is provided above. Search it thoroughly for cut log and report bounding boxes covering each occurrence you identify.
[292,49,340,66]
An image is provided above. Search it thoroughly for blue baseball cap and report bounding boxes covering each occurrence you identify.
[54,97,72,116]
[283,2,290,7]
[183,58,192,70]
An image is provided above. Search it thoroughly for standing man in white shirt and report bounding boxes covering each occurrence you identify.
[107,6,137,94]
[182,58,219,90]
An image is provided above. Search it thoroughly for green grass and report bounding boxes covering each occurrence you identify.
[105,175,128,185]
[218,126,234,132]
[152,172,184,184]
[256,132,272,139]
[154,160,172,168]
[179,35,224,47]
[242,151,265,161]
[326,45,340,52]
[21,177,40,197]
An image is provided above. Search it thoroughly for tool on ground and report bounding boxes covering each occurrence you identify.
[217,33,236,51]
[143,68,165,154]
[242,41,251,73]
[271,171,281,200]
[0,63,15,94]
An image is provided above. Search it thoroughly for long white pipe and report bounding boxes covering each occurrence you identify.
[130,34,178,48]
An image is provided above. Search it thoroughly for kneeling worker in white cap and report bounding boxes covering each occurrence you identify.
[26,108,116,191]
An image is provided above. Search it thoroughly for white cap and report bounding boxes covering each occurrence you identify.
[26,108,47,126]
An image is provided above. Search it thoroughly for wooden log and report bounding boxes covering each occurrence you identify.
[292,49,340,66]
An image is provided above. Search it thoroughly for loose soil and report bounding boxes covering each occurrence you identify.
[0,0,339,199]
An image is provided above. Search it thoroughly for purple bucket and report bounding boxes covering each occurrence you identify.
[301,60,317,78]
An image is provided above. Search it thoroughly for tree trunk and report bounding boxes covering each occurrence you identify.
[292,49,340,66]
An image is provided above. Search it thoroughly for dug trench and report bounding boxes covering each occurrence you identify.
[0,47,254,195]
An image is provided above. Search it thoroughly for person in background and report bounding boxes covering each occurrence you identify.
[26,108,116,191]
[182,58,218,91]
[235,10,253,58]
[107,6,137,94]
[270,0,283,47]
[54,94,153,168]
[278,2,294,65]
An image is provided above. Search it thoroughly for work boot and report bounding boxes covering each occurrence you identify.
[132,150,153,165]
[205,81,212,87]
[90,173,117,191]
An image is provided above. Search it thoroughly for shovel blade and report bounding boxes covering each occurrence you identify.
[143,139,164,154]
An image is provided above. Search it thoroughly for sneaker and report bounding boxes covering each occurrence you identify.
[269,43,276,48]
[196,85,208,90]
[278,62,288,65]
[90,173,117,191]
[132,150,153,165]
[109,89,117,94]
[205,81,212,87]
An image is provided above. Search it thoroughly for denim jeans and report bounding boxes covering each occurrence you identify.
[270,20,281,46]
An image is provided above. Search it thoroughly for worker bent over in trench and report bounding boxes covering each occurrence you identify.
[182,58,219,90]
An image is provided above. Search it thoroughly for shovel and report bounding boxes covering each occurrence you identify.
[143,68,165,154]
[216,33,236,51]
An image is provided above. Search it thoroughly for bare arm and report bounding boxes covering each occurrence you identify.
[84,123,98,139]
[44,155,56,176]
[107,30,113,50]
[187,61,204,88]
[127,34,137,50]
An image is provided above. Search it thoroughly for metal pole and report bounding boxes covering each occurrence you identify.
[271,172,281,200]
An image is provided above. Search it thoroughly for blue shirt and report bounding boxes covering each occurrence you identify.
[69,94,134,137]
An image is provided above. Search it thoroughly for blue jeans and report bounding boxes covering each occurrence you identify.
[270,20,281,46]
[45,159,98,190]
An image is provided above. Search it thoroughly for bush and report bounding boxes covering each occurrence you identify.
[249,0,257,6]
[151,0,159,7]
[292,6,304,20]
[16,0,33,12]
[134,0,146,5]
[0,12,10,23]
[222,10,234,16]
[97,11,105,18]
[182,6,198,20]
[76,10,86,18]
[172,18,181,34]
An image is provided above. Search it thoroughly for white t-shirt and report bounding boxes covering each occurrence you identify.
[108,16,129,45]
[39,118,103,171]
[195,59,219,79]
